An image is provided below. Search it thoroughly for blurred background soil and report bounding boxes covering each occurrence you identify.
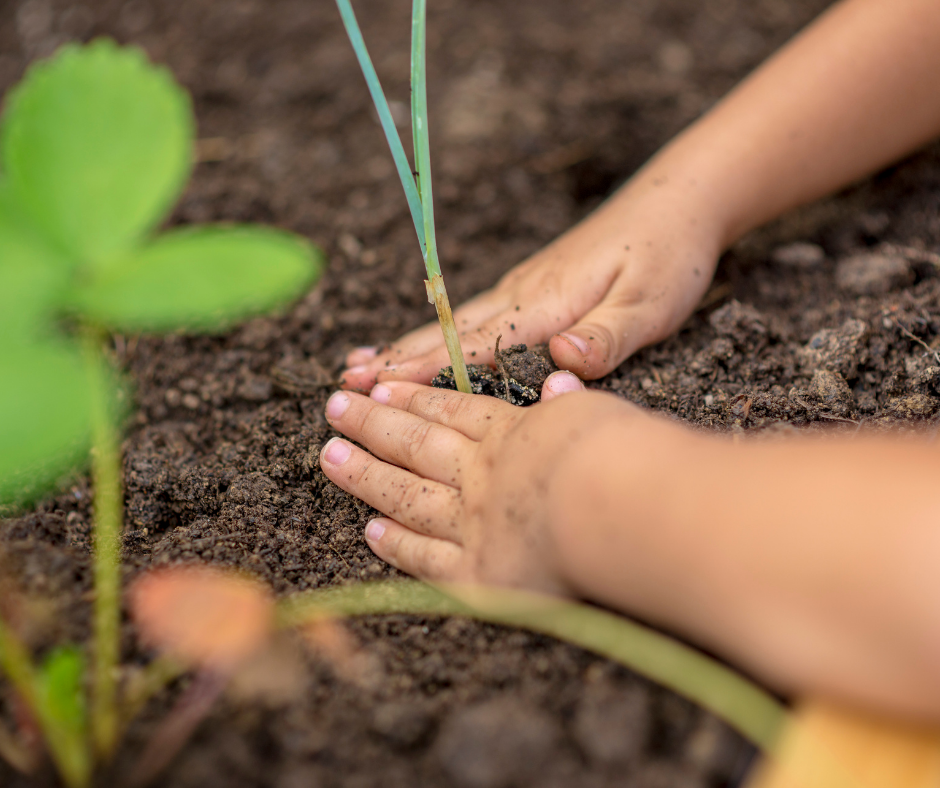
[5,0,940,785]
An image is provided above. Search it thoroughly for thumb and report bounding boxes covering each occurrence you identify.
[547,280,691,379]
[540,371,585,402]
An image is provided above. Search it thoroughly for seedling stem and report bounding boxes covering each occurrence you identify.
[82,329,120,759]
[336,0,473,393]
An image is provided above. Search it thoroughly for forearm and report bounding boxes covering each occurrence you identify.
[550,407,940,719]
[612,0,940,247]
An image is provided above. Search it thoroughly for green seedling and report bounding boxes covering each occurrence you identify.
[0,40,324,786]
[335,0,472,393]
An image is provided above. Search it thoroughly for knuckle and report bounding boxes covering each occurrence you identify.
[580,321,618,362]
[399,419,435,463]
[413,540,445,581]
[347,453,373,488]
[355,398,383,436]
[439,392,468,422]
[393,478,427,518]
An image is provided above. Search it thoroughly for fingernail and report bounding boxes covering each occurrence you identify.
[365,519,386,541]
[545,370,585,396]
[558,332,590,356]
[344,364,368,376]
[353,346,378,359]
[370,383,392,404]
[326,391,350,420]
[322,437,351,465]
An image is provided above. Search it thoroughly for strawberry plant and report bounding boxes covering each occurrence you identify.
[0,39,323,786]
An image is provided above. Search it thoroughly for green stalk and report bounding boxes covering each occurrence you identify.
[82,329,121,759]
[277,581,789,752]
[410,0,472,394]
[335,0,472,393]
[334,0,426,258]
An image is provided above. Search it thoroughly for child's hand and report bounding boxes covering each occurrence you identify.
[318,375,640,594]
[341,183,723,390]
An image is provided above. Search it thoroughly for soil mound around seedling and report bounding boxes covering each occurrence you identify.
[431,343,558,406]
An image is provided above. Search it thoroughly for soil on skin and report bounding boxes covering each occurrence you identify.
[4,0,940,786]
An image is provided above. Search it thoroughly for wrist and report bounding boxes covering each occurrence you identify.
[545,398,707,616]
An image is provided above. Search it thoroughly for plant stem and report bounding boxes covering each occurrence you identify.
[411,0,472,392]
[81,329,121,760]
[425,276,472,393]
[277,580,789,752]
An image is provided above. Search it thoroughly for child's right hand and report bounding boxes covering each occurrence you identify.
[340,179,724,390]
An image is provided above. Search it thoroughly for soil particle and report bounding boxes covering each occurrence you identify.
[835,250,913,296]
[770,242,825,268]
[800,319,870,380]
[496,343,559,390]
[571,681,650,765]
[370,701,435,749]
[807,369,855,416]
[886,393,937,419]
[433,697,564,788]
[708,300,769,347]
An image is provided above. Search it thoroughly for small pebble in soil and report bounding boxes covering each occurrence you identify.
[433,697,562,788]
[800,319,869,380]
[887,393,937,418]
[571,682,650,765]
[835,250,912,296]
[370,701,434,749]
[808,369,855,416]
[770,241,825,268]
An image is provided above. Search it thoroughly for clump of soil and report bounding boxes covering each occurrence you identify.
[5,0,940,786]
[432,343,557,405]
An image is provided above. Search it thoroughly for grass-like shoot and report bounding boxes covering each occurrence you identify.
[335,0,473,394]
[0,40,324,786]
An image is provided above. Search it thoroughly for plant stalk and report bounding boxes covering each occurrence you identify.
[425,276,472,393]
[82,329,121,760]
[411,0,472,392]
[277,581,789,752]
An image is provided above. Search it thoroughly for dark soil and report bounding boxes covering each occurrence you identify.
[5,0,940,786]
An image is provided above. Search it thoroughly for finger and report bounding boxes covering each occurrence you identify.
[547,272,708,379]
[369,381,517,441]
[540,370,585,402]
[364,517,462,582]
[325,390,471,486]
[345,346,378,367]
[320,438,462,540]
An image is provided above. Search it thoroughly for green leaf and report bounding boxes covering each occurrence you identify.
[37,647,87,739]
[0,185,72,341]
[35,647,91,788]
[73,225,325,333]
[0,342,94,508]
[1,39,193,268]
